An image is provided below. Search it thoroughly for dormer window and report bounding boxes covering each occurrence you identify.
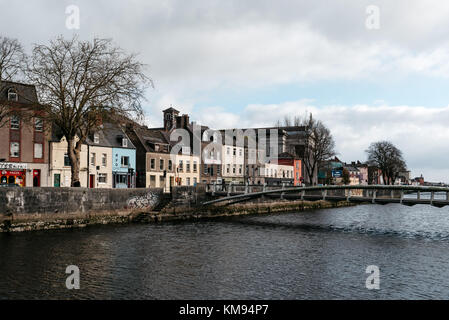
[122,138,128,147]
[93,133,99,144]
[8,88,18,102]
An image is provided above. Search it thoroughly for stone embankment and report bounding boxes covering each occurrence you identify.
[0,185,353,232]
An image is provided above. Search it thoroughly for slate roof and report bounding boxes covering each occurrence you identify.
[51,122,135,149]
[0,81,39,105]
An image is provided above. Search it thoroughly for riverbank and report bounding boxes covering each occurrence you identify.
[0,197,354,232]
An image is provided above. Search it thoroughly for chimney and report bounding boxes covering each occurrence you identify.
[181,114,190,128]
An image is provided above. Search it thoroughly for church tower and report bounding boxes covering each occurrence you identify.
[163,107,179,131]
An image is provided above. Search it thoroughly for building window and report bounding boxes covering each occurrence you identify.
[122,138,128,147]
[64,153,71,166]
[186,177,191,186]
[98,173,107,184]
[93,133,99,144]
[233,148,236,156]
[178,160,183,172]
[168,160,173,170]
[193,161,197,172]
[90,153,96,166]
[182,146,191,155]
[35,118,43,132]
[10,142,20,158]
[160,159,164,170]
[239,149,242,156]
[186,160,190,172]
[121,156,129,168]
[8,88,18,101]
[226,164,230,174]
[233,165,236,174]
[193,178,197,185]
[34,143,43,159]
[10,115,20,130]
[101,153,107,167]
[239,165,242,174]
[204,164,208,174]
[150,158,155,170]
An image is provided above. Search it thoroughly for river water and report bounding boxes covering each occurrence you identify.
[1,196,449,299]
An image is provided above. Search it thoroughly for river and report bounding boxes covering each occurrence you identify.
[1,198,449,299]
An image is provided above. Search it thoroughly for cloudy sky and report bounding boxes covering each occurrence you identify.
[2,0,449,182]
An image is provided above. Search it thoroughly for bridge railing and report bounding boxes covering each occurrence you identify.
[203,183,449,206]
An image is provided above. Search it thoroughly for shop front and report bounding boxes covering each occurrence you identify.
[0,163,27,186]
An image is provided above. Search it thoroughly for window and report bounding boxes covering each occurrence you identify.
[178,160,183,172]
[35,118,43,132]
[150,158,155,170]
[233,165,236,174]
[182,146,191,155]
[193,178,197,185]
[101,153,107,167]
[93,133,99,144]
[226,164,230,174]
[10,142,19,158]
[233,148,236,156]
[98,173,107,184]
[204,164,208,174]
[186,178,191,186]
[8,88,18,101]
[239,149,242,156]
[90,153,96,166]
[122,138,128,147]
[239,165,242,174]
[193,161,197,172]
[186,160,190,172]
[34,143,43,159]
[160,159,164,170]
[121,156,129,168]
[64,153,71,166]
[227,147,230,155]
[10,115,20,130]
[168,160,173,170]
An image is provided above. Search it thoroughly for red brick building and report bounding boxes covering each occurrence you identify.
[0,81,50,186]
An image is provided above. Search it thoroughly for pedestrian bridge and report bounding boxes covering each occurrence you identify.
[203,184,449,208]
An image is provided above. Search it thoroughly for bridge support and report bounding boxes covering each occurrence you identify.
[372,190,377,204]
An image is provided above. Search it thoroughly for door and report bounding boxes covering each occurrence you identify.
[54,174,61,187]
[33,169,41,187]
[89,174,95,188]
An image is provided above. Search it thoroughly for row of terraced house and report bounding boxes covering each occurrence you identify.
[0,81,307,190]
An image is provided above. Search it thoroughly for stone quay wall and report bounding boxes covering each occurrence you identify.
[0,185,354,232]
[0,187,163,232]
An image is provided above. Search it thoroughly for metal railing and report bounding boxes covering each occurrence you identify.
[203,184,449,207]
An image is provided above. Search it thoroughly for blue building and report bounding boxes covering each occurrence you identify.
[103,123,137,188]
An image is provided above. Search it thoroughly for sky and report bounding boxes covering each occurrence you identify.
[2,0,449,182]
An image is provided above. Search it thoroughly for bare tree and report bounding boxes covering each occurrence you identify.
[0,36,27,128]
[366,141,407,185]
[26,36,150,186]
[276,113,336,185]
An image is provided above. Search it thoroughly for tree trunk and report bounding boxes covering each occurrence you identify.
[67,138,82,187]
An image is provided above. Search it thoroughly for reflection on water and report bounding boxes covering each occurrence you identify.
[1,202,449,299]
